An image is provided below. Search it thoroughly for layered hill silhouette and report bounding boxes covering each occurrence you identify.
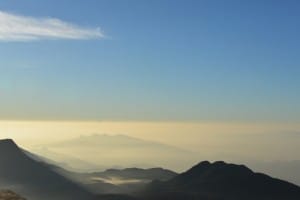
[2,138,300,200]
[140,161,300,200]
[88,168,177,194]
[0,139,93,200]
[49,164,177,194]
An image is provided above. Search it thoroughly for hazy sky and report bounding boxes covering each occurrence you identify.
[0,120,299,163]
[0,1,300,166]
[0,0,299,122]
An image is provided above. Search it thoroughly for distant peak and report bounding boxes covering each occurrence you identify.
[185,161,211,173]
[0,138,16,145]
[194,161,247,167]
[192,161,211,168]
[0,138,19,149]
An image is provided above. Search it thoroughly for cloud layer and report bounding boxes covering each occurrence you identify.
[0,11,104,41]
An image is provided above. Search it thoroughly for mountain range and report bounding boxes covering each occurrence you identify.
[32,134,195,171]
[29,134,300,187]
[1,139,300,200]
[50,165,177,194]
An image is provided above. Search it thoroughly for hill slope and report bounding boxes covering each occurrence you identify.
[0,139,93,200]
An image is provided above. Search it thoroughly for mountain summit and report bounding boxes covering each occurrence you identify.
[0,139,19,152]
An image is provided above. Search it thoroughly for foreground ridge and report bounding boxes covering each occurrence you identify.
[0,190,26,200]
[140,161,300,200]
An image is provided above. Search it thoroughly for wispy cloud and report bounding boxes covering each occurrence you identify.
[0,11,104,41]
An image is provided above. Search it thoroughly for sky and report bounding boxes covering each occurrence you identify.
[0,0,299,122]
[0,1,300,169]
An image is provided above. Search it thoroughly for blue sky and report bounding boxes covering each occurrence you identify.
[0,0,299,121]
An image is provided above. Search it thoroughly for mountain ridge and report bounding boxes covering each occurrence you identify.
[2,139,300,200]
[141,161,300,200]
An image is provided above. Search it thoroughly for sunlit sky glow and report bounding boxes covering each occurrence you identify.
[1,120,299,161]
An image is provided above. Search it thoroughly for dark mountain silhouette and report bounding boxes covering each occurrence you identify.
[87,168,177,194]
[0,139,93,200]
[48,163,177,194]
[140,161,300,200]
[3,138,300,200]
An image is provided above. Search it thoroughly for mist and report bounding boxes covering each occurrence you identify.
[1,120,300,171]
